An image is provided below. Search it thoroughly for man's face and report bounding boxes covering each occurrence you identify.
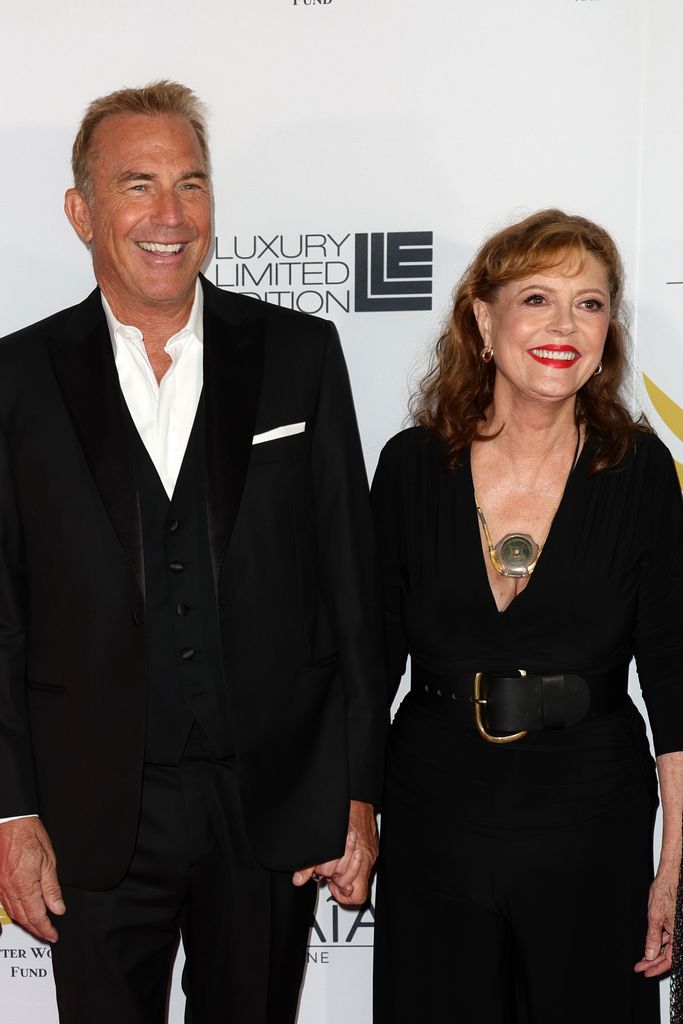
[65,113,212,320]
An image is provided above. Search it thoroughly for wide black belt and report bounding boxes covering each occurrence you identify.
[410,662,629,744]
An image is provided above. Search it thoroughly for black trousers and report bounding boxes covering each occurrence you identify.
[51,757,316,1024]
[373,695,661,1024]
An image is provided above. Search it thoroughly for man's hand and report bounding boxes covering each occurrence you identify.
[292,800,378,906]
[633,866,678,978]
[0,818,65,942]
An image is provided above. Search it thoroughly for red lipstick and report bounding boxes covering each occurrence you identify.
[528,344,580,368]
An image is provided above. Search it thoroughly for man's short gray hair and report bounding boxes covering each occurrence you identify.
[71,80,210,201]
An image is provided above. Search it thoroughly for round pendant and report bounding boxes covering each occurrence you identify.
[494,533,540,578]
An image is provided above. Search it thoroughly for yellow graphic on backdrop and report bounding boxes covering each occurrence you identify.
[0,903,11,926]
[643,375,683,488]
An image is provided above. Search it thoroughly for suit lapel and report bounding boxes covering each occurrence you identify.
[46,280,265,596]
[202,281,265,588]
[47,289,145,595]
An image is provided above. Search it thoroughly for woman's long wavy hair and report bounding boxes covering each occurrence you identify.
[413,209,647,473]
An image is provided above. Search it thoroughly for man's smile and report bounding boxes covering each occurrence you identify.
[136,241,185,254]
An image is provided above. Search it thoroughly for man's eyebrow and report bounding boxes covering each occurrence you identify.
[116,170,209,183]
[117,171,156,183]
[178,170,209,182]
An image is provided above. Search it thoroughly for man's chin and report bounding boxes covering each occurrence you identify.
[100,275,200,316]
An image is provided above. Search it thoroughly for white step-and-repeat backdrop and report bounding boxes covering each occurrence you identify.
[1,0,682,1020]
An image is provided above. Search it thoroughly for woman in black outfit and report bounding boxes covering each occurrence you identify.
[372,210,683,1023]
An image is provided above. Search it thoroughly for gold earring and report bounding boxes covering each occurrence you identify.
[481,346,494,363]
[593,361,603,376]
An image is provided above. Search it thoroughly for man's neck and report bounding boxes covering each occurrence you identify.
[100,282,199,355]
[101,279,201,384]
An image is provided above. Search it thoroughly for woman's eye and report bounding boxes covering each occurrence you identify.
[580,298,604,311]
[523,293,546,306]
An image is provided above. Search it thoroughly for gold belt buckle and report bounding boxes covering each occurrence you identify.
[473,670,528,744]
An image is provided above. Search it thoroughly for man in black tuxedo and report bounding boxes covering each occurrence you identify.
[0,81,386,1023]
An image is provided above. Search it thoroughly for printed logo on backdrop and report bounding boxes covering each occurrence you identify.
[307,894,375,964]
[0,904,53,979]
[642,375,683,488]
[214,231,433,315]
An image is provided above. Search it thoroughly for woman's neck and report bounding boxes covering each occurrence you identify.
[480,388,580,468]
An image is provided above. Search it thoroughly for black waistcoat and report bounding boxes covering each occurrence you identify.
[126,398,233,764]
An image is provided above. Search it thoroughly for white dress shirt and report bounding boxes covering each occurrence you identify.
[103,280,204,498]
[0,281,205,825]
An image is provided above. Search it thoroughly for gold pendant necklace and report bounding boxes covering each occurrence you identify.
[474,426,581,580]
[475,506,541,578]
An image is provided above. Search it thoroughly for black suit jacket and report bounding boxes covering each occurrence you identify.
[0,277,386,889]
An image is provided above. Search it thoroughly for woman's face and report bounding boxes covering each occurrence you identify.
[473,253,611,407]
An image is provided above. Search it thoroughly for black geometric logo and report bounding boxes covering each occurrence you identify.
[354,231,433,311]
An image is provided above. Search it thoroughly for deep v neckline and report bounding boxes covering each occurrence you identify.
[465,440,588,616]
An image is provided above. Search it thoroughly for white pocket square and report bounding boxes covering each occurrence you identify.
[252,422,306,445]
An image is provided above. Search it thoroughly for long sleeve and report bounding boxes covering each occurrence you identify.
[0,418,37,816]
[633,439,683,755]
[371,437,409,705]
[312,323,387,805]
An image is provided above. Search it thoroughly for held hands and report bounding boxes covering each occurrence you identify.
[633,866,678,978]
[0,818,65,942]
[292,799,378,906]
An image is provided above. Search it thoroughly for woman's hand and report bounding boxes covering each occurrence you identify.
[634,863,679,977]
[292,800,378,906]
[636,752,683,977]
